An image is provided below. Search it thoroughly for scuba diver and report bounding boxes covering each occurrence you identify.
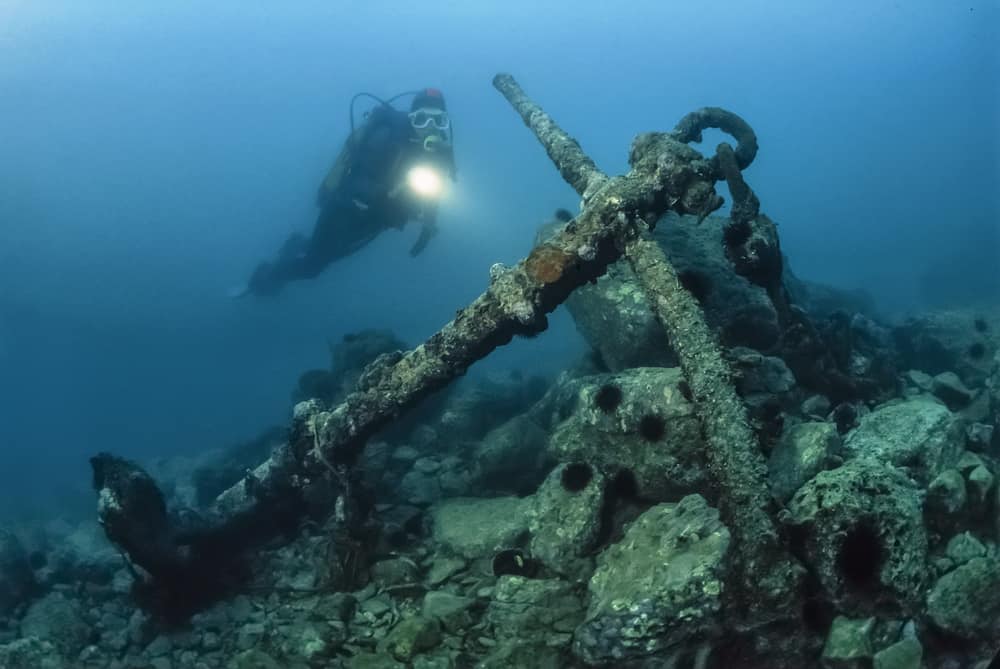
[237,87,456,298]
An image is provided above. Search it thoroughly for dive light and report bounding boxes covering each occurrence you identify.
[406,165,444,199]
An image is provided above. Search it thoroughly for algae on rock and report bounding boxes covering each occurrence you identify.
[573,495,730,665]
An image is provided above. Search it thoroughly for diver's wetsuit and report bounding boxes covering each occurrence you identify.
[247,106,451,297]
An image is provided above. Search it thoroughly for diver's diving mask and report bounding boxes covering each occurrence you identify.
[408,108,450,131]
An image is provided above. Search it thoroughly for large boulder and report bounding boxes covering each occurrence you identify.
[768,421,841,502]
[433,371,550,447]
[526,463,605,576]
[925,557,1000,642]
[842,396,964,484]
[892,308,999,389]
[654,213,783,350]
[564,260,677,372]
[544,368,709,502]
[785,459,928,615]
[487,576,583,645]
[573,495,730,665]
[557,213,781,372]
[19,592,92,659]
[470,414,552,495]
[428,496,531,560]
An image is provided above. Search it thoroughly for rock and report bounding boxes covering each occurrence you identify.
[412,457,440,475]
[230,649,282,669]
[144,635,172,657]
[821,616,875,669]
[0,529,35,616]
[892,309,998,388]
[966,422,994,452]
[545,368,708,501]
[902,370,934,393]
[371,557,420,588]
[274,621,338,662]
[932,371,975,409]
[471,415,551,494]
[926,469,967,516]
[347,652,404,669]
[944,532,986,566]
[411,656,453,669]
[786,459,928,613]
[477,640,564,669]
[527,463,604,575]
[190,427,285,507]
[0,637,63,669]
[967,465,995,507]
[842,396,964,483]
[392,445,420,463]
[730,347,797,405]
[236,622,267,651]
[926,557,1000,640]
[655,213,782,350]
[19,592,92,659]
[399,468,442,506]
[872,638,922,669]
[41,520,120,587]
[435,371,548,444]
[487,576,582,642]
[329,329,409,401]
[307,593,356,623]
[358,594,393,621]
[802,394,832,418]
[768,421,841,502]
[421,592,476,632]
[228,594,254,623]
[424,556,466,586]
[563,259,678,372]
[573,495,729,665]
[380,616,441,662]
[429,497,531,559]
[559,213,783,372]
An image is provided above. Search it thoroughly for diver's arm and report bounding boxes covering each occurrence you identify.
[409,205,439,257]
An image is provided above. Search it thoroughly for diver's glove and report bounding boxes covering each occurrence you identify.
[409,222,438,257]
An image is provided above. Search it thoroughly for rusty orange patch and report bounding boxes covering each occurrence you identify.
[525,245,572,285]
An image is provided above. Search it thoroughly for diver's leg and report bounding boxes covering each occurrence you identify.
[250,206,381,295]
[299,205,395,275]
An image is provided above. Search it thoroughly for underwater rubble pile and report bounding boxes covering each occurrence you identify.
[0,74,998,668]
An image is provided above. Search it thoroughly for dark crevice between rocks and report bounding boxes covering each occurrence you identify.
[968,342,986,360]
[782,522,834,643]
[830,403,859,435]
[592,470,650,553]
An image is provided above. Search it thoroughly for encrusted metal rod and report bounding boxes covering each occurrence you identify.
[492,73,608,200]
[623,235,801,619]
